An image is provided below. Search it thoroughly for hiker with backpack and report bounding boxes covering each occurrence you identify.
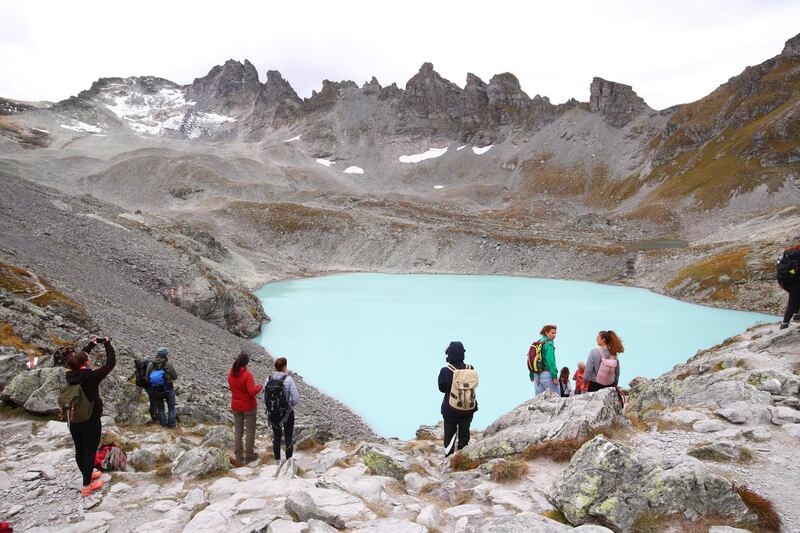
[264,357,299,461]
[61,335,115,497]
[131,357,158,423]
[438,341,479,456]
[229,351,263,465]
[559,366,572,397]
[777,244,800,329]
[529,325,558,396]
[145,347,178,428]
[583,330,624,392]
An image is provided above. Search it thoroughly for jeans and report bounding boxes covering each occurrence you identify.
[271,411,295,460]
[533,372,559,396]
[233,408,257,462]
[69,413,102,486]
[145,390,158,422]
[155,389,177,428]
[443,414,473,456]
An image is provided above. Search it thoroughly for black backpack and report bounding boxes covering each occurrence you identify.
[132,358,151,388]
[777,248,800,285]
[264,374,289,421]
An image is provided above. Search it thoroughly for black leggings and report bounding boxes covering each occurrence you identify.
[69,413,102,486]
[587,381,613,392]
[783,282,800,324]
[271,411,295,460]
[443,414,473,456]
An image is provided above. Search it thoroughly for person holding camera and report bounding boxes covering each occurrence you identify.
[63,335,115,497]
[145,347,179,428]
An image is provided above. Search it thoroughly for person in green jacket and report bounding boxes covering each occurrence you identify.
[532,325,559,396]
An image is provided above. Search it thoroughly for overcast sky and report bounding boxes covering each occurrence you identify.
[1,0,798,110]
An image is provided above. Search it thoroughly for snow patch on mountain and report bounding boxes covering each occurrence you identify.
[316,159,335,167]
[60,121,102,134]
[285,134,301,143]
[344,166,364,174]
[398,146,447,163]
[473,145,493,155]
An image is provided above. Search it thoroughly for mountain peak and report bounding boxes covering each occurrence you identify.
[782,32,800,57]
[589,77,649,128]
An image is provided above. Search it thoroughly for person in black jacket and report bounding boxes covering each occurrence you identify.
[437,341,477,456]
[778,244,800,329]
[64,335,116,497]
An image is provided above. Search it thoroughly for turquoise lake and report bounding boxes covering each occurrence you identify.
[254,273,776,439]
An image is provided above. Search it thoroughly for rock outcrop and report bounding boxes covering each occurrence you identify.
[464,388,623,460]
[185,59,263,117]
[589,77,649,127]
[549,436,751,530]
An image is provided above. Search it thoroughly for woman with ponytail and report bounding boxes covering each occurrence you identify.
[228,351,263,464]
[583,330,624,392]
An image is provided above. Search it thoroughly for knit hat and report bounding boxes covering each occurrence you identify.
[157,347,169,357]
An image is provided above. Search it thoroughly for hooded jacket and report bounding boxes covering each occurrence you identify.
[229,367,263,412]
[437,341,478,417]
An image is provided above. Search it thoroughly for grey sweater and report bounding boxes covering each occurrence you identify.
[266,371,300,409]
[584,347,620,386]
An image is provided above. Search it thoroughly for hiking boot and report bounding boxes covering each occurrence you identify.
[780,322,790,330]
[244,454,259,464]
[91,470,102,481]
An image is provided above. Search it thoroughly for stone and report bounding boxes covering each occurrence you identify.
[0,471,11,490]
[454,516,469,533]
[443,504,484,519]
[743,428,771,442]
[760,378,782,394]
[183,487,208,511]
[488,489,533,512]
[415,422,444,441]
[27,464,56,480]
[464,388,622,460]
[313,446,348,474]
[687,442,751,463]
[40,419,70,440]
[549,436,749,531]
[268,520,309,533]
[664,410,707,425]
[0,420,33,438]
[782,423,800,438]
[359,443,413,480]
[153,500,175,512]
[350,518,426,532]
[415,505,440,530]
[171,446,230,478]
[22,368,65,414]
[715,401,769,424]
[128,448,157,471]
[318,466,392,502]
[200,426,234,449]
[708,527,753,533]
[464,512,603,532]
[109,482,132,494]
[770,406,800,425]
[238,497,267,513]
[693,419,727,433]
[403,472,429,495]
[307,519,338,532]
[285,487,372,529]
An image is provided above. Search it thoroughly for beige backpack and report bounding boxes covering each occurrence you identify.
[447,364,479,412]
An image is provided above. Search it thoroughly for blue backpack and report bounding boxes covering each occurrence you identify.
[150,369,166,386]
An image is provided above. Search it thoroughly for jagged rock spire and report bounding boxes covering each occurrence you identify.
[589,77,649,128]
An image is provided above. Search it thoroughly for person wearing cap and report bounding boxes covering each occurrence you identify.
[145,347,179,428]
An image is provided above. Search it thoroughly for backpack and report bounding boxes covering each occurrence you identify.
[595,352,618,386]
[527,340,549,373]
[149,360,173,398]
[777,248,800,284]
[447,364,479,412]
[132,358,151,388]
[95,444,127,471]
[58,383,94,424]
[264,374,290,421]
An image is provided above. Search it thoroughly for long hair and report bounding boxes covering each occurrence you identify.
[599,330,624,356]
[231,352,249,377]
[559,366,570,384]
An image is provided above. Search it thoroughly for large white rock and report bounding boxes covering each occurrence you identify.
[313,446,348,474]
[172,446,230,478]
[782,423,800,438]
[285,487,373,529]
[415,505,440,530]
[488,489,533,512]
[307,519,338,532]
[444,504,484,519]
[267,519,309,533]
[319,465,393,502]
[770,406,800,425]
[665,410,707,425]
[692,419,727,433]
[350,518,427,532]
[0,420,33,438]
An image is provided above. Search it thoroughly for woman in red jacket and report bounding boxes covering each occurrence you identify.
[228,351,263,464]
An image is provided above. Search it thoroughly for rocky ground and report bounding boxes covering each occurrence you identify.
[0,320,797,532]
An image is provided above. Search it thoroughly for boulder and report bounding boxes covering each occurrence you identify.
[358,443,413,480]
[171,446,230,478]
[285,487,373,529]
[415,422,444,441]
[1,367,62,414]
[306,519,338,533]
[313,446,348,474]
[549,436,750,531]
[0,420,33,439]
[464,388,622,460]
[687,442,751,463]
[415,505,440,530]
[693,419,728,433]
[464,512,614,532]
[200,426,234,449]
[318,465,392,502]
[444,504,484,519]
[268,520,309,533]
[0,353,27,390]
[715,401,769,424]
[770,406,800,425]
[760,378,782,394]
[350,519,426,532]
[782,423,800,438]
[488,489,533,512]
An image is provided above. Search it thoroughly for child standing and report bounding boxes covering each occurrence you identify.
[573,361,586,395]
[559,367,572,397]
